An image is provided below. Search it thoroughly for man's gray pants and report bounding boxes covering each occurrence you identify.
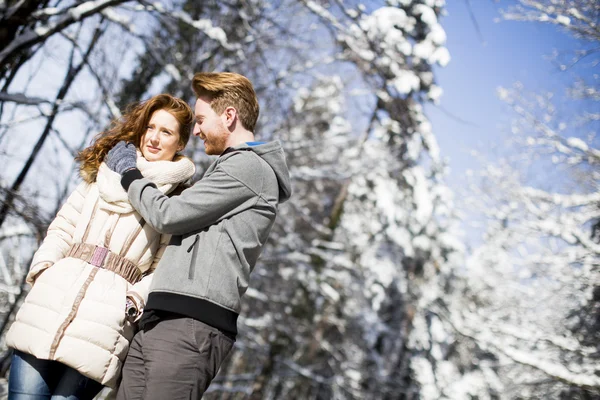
[116,316,234,400]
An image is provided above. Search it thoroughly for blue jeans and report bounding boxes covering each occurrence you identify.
[8,350,103,400]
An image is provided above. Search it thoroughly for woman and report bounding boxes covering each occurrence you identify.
[6,94,196,400]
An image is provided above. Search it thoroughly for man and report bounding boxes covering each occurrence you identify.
[105,72,292,399]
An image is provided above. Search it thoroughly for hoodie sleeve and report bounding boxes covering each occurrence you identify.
[125,154,264,236]
[27,182,89,285]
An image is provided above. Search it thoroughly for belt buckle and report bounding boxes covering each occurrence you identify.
[90,246,109,267]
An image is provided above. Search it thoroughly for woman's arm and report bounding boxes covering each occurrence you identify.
[27,182,90,285]
[125,232,170,322]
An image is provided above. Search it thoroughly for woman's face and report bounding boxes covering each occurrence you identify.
[140,109,182,162]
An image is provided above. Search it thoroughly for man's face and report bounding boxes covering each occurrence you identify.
[193,96,230,155]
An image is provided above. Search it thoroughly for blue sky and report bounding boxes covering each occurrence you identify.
[426,1,588,191]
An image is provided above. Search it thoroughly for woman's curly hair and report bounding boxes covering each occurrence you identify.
[77,94,193,183]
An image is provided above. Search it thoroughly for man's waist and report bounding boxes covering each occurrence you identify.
[144,291,238,337]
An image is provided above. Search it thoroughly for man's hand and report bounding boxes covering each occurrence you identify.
[106,141,137,175]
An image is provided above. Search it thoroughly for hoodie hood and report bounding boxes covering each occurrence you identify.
[234,141,292,203]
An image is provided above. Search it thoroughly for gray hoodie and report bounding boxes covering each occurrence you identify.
[123,141,292,335]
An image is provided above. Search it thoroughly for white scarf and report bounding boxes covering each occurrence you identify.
[96,151,195,213]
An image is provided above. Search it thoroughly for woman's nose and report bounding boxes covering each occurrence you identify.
[149,131,160,142]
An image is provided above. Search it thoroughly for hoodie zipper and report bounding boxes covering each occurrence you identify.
[187,234,199,280]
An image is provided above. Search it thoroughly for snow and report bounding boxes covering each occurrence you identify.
[413,40,435,60]
[414,4,437,25]
[35,7,60,16]
[150,2,165,12]
[190,19,229,47]
[555,15,570,26]
[69,0,109,20]
[406,135,423,160]
[428,23,447,45]
[497,86,509,100]
[0,225,32,239]
[397,39,412,55]
[428,84,443,103]
[366,8,410,37]
[164,64,181,81]
[243,314,273,328]
[566,137,588,151]
[568,7,584,20]
[404,167,433,225]
[413,235,432,252]
[344,369,362,382]
[34,26,51,37]
[105,98,121,119]
[101,7,131,26]
[392,70,420,94]
[411,357,440,400]
[432,46,451,66]
[245,287,268,301]
[320,282,340,302]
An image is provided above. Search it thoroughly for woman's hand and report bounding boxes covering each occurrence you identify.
[125,296,141,322]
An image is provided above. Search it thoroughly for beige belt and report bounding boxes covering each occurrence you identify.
[66,242,142,284]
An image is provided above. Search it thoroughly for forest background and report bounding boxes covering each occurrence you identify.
[0,0,598,399]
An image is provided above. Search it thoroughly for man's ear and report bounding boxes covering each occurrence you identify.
[223,106,237,128]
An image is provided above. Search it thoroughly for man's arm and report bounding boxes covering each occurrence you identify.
[105,140,264,235]
[122,159,259,235]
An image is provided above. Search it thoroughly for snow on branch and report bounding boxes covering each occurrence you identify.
[448,310,600,390]
[136,2,238,50]
[0,0,129,66]
[521,187,600,208]
[501,0,600,42]
[304,1,345,31]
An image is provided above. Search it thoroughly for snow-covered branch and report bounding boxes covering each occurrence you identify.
[452,310,600,390]
[0,0,130,67]
[134,1,238,50]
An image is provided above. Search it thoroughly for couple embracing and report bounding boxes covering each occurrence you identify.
[6,72,292,400]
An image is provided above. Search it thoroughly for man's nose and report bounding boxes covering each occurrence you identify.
[192,123,201,137]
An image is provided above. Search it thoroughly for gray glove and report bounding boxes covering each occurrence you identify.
[106,141,137,175]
